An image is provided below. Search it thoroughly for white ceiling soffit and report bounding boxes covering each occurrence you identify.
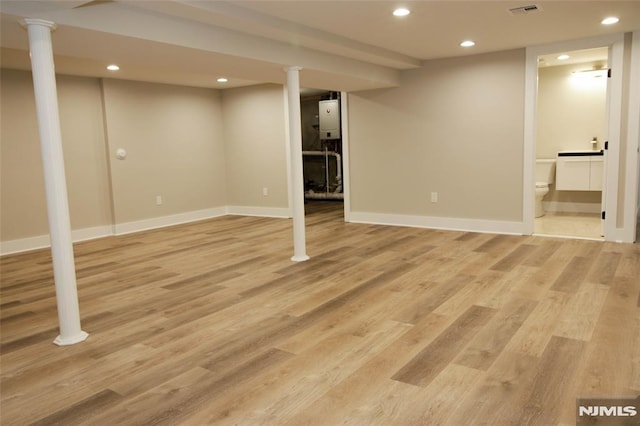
[0,1,402,92]
[1,1,640,91]
[125,0,422,70]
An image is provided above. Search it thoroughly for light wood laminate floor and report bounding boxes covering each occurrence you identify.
[1,201,639,425]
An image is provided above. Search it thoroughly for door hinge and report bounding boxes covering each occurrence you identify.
[604,141,608,150]
[601,211,606,220]
[607,68,612,78]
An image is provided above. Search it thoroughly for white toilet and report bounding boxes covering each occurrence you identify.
[535,159,556,218]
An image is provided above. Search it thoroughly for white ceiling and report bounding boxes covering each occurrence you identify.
[1,1,639,92]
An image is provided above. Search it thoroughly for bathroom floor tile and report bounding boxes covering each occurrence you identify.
[534,212,602,240]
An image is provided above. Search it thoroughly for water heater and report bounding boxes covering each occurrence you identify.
[319,99,341,140]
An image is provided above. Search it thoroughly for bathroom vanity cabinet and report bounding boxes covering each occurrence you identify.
[555,151,604,191]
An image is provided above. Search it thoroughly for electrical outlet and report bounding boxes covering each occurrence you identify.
[430,192,438,203]
[156,195,162,205]
[263,187,269,196]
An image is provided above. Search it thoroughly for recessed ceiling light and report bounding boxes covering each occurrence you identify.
[557,54,570,60]
[460,40,475,47]
[393,8,410,17]
[106,64,119,71]
[217,77,228,83]
[601,16,619,25]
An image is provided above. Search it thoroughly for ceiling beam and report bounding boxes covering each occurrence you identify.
[0,0,401,90]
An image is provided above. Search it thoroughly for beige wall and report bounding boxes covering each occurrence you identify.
[101,79,227,224]
[2,39,637,246]
[222,84,288,208]
[1,71,229,245]
[0,70,111,241]
[536,63,607,159]
[348,49,526,222]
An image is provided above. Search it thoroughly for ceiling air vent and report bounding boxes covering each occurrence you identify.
[508,5,540,15]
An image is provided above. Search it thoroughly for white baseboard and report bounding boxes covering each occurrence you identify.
[542,201,601,214]
[0,207,537,256]
[226,205,291,218]
[114,207,227,235]
[0,206,290,255]
[348,212,524,235]
[0,225,113,256]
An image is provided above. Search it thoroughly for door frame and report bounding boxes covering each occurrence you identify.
[626,31,640,242]
[523,33,624,241]
[340,91,351,222]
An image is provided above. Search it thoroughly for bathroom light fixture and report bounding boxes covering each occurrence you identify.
[460,40,475,47]
[216,77,228,83]
[393,7,410,17]
[573,69,608,78]
[557,54,570,60]
[106,64,119,71]
[601,16,619,25]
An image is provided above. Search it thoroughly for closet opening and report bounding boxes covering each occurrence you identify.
[300,89,344,219]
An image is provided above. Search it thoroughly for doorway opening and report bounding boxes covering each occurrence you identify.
[524,33,625,242]
[534,47,609,240]
[300,89,344,219]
